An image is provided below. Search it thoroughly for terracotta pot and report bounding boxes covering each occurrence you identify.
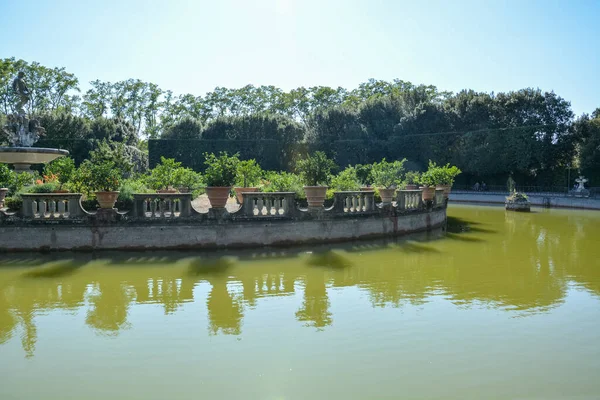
[0,188,8,208]
[95,191,120,209]
[206,187,231,208]
[157,188,178,194]
[436,184,452,199]
[420,186,435,201]
[304,186,328,208]
[379,188,396,204]
[53,189,69,194]
[360,187,374,191]
[234,187,259,204]
[405,184,419,190]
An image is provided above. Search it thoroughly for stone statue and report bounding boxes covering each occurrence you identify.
[575,176,588,192]
[12,71,30,115]
[1,71,45,147]
[569,175,590,198]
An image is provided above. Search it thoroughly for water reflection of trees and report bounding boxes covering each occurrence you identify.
[0,208,598,356]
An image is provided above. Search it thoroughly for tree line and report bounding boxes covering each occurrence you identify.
[1,57,599,187]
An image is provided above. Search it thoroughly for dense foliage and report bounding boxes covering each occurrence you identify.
[1,57,599,187]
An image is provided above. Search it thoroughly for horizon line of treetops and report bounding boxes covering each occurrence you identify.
[1,57,599,186]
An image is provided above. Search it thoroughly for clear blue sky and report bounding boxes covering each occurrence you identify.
[1,0,598,115]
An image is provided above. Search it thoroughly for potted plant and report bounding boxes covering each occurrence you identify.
[0,164,14,208]
[419,168,437,202]
[204,152,240,208]
[404,171,421,190]
[371,159,406,204]
[44,157,75,193]
[87,160,122,209]
[430,161,461,199]
[148,157,183,193]
[296,151,336,208]
[234,159,262,204]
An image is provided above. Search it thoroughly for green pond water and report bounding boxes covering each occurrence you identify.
[1,204,599,400]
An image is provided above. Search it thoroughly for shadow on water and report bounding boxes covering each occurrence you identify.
[187,256,238,277]
[306,250,354,269]
[22,260,87,279]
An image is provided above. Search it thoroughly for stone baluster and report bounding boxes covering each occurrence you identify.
[20,194,86,219]
[397,190,423,211]
[241,192,297,217]
[332,191,375,214]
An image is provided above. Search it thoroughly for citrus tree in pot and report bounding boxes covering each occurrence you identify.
[86,160,122,209]
[419,166,437,202]
[371,159,406,204]
[204,152,240,209]
[296,151,336,208]
[427,161,461,199]
[234,159,262,204]
[0,164,15,208]
[404,171,421,190]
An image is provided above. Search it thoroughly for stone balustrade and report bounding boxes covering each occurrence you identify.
[332,191,376,214]
[397,190,423,211]
[241,192,297,217]
[132,193,193,219]
[20,193,87,219]
[4,190,447,224]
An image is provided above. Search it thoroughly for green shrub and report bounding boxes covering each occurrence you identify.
[27,182,60,193]
[44,157,75,190]
[177,168,204,193]
[4,196,22,211]
[147,157,184,190]
[11,171,38,195]
[371,159,406,188]
[295,151,337,186]
[262,171,305,199]
[87,160,121,192]
[404,171,421,186]
[67,162,94,196]
[355,164,374,186]
[0,164,15,189]
[204,152,240,187]
[330,166,360,191]
[422,161,461,186]
[236,159,263,187]
[117,178,152,210]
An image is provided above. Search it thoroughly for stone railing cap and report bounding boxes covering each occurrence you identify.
[21,193,82,197]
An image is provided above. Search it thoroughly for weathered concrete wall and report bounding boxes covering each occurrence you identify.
[0,209,446,252]
[449,192,600,210]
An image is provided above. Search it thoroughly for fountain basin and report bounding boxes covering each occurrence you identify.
[0,147,69,172]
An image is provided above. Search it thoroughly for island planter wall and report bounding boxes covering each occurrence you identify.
[0,189,447,252]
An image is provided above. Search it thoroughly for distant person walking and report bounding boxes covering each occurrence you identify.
[473,182,480,191]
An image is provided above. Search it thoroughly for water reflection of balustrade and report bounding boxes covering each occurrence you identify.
[132,193,193,218]
[21,193,86,219]
[332,191,376,214]
[396,190,423,211]
[241,192,297,217]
